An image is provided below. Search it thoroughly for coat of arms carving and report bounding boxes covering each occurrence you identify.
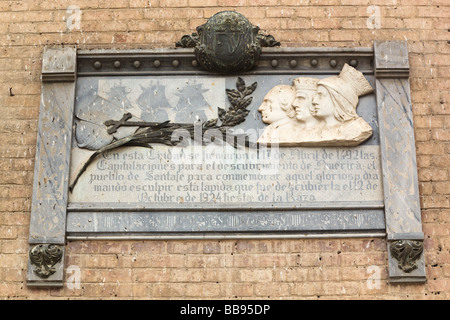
[176,11,280,73]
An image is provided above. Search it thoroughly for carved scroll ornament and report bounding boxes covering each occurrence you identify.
[29,244,63,279]
[390,240,424,273]
[257,63,374,147]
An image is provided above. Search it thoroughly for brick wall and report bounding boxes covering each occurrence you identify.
[0,0,448,299]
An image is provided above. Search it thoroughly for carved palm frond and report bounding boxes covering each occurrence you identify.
[70,77,257,192]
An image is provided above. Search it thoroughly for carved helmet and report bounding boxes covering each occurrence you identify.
[317,63,374,109]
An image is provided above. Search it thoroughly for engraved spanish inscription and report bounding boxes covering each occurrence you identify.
[70,145,382,207]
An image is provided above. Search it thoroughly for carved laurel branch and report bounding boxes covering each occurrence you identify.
[69,78,256,192]
[219,77,257,127]
[390,240,424,273]
[29,244,63,279]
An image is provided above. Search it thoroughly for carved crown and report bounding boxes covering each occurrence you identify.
[293,77,319,91]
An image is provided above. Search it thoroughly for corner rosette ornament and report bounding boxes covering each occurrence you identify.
[390,240,424,273]
[29,244,63,279]
[176,11,280,74]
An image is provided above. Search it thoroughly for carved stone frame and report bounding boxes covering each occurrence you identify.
[27,41,425,287]
[374,41,425,283]
[27,46,76,287]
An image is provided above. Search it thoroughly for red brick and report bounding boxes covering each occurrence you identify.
[167,241,200,254]
[422,195,450,209]
[237,269,273,282]
[232,254,253,268]
[273,267,308,282]
[329,30,361,42]
[417,142,446,155]
[148,255,186,268]
[185,283,221,297]
[254,282,292,297]
[292,281,324,296]
[431,155,450,168]
[152,283,186,297]
[132,268,169,283]
[427,279,450,293]
[307,267,341,281]
[185,255,222,268]
[419,182,434,195]
[435,182,450,195]
[228,283,254,297]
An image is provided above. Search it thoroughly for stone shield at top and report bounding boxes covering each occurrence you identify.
[176,11,280,74]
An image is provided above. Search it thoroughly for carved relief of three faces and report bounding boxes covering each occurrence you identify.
[257,63,374,147]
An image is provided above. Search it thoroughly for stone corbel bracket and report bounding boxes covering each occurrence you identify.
[27,46,77,287]
[374,41,426,283]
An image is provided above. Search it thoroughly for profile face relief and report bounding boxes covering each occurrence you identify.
[257,98,271,123]
[257,85,298,144]
[257,64,374,146]
[293,91,313,122]
[258,95,286,124]
[311,86,334,119]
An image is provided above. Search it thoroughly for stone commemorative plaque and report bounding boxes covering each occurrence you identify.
[28,12,425,286]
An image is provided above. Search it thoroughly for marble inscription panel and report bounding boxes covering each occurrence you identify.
[69,144,383,208]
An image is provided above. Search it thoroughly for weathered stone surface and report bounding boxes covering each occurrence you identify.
[66,209,386,236]
[29,47,76,244]
[374,40,425,283]
[42,46,77,82]
[28,46,76,287]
